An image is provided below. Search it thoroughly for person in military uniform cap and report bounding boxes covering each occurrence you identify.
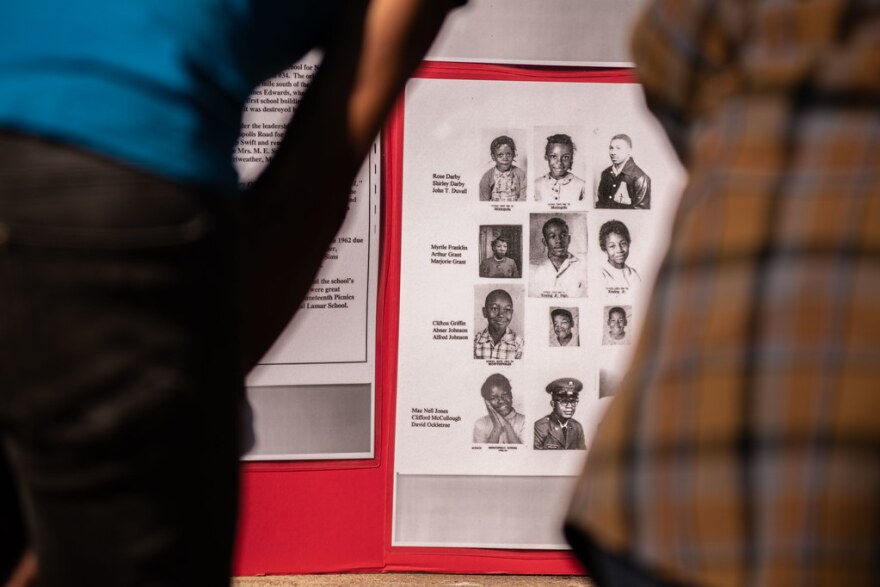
[534,378,586,450]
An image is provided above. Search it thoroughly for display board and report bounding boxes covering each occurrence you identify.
[233,0,687,576]
[234,61,684,575]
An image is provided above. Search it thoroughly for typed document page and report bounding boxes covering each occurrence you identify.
[235,54,379,461]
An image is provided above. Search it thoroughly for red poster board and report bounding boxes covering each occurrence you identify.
[234,62,635,577]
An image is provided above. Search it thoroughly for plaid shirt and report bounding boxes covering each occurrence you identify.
[473,326,523,360]
[567,2,880,586]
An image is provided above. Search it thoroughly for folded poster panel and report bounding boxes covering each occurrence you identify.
[391,69,685,548]
[234,54,380,461]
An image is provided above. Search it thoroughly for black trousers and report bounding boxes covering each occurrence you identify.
[0,133,243,586]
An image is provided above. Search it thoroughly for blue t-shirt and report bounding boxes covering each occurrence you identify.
[0,1,342,191]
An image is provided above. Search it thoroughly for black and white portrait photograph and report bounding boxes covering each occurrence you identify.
[478,130,528,202]
[596,133,651,209]
[472,373,526,444]
[601,305,632,346]
[478,225,522,279]
[533,131,586,203]
[533,378,586,450]
[473,284,524,361]
[549,307,579,348]
[528,213,587,298]
[599,219,641,291]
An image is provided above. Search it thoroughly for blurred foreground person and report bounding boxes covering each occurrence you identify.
[566,1,880,586]
[0,1,464,585]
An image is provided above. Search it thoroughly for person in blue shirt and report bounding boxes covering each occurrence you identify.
[0,1,465,585]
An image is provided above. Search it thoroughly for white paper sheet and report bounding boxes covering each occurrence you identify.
[234,54,379,461]
[393,76,685,547]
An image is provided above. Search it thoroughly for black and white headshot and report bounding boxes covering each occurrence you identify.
[549,307,579,347]
[479,134,527,201]
[599,219,640,290]
[478,225,522,279]
[533,378,585,450]
[602,305,632,346]
[533,133,586,202]
[596,134,651,209]
[528,213,587,298]
[472,373,525,444]
[473,285,524,361]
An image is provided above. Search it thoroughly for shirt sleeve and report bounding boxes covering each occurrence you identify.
[631,0,748,163]
[534,422,547,449]
[633,175,649,208]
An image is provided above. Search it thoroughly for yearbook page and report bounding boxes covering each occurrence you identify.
[392,73,685,548]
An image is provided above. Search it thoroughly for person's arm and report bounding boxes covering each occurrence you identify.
[534,421,547,449]
[574,422,586,450]
[237,0,464,370]
[514,416,525,444]
[4,550,36,587]
[479,168,493,200]
[516,166,527,200]
[633,174,650,208]
[499,413,522,444]
[596,175,610,208]
[485,403,504,444]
